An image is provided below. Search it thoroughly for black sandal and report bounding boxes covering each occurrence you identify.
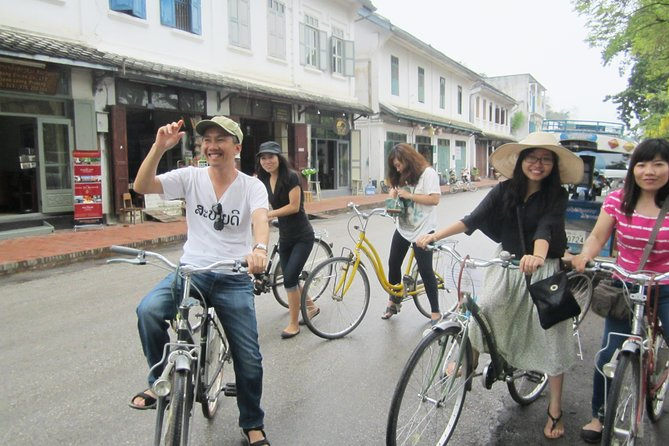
[381,303,401,319]
[544,407,564,439]
[129,390,157,410]
[241,428,270,446]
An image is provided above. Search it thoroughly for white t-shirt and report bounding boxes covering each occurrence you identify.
[158,167,268,267]
[396,167,441,242]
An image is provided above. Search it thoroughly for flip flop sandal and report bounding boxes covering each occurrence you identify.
[544,408,564,439]
[129,391,157,410]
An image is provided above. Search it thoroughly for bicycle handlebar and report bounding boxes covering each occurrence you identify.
[108,245,248,274]
[584,259,669,283]
[428,240,518,269]
[347,202,395,220]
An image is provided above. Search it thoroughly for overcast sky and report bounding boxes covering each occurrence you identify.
[372,0,628,123]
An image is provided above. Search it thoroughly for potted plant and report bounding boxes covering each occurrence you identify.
[471,167,480,181]
[301,167,317,180]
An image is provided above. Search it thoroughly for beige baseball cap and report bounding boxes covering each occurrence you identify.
[195,116,244,143]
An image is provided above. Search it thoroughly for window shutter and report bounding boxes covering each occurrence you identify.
[160,0,176,27]
[110,0,133,10]
[190,0,202,35]
[134,0,146,19]
[344,39,354,77]
[299,23,306,66]
[318,30,328,71]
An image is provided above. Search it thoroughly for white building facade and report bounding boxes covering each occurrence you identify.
[0,0,373,223]
[353,12,514,188]
[486,73,546,140]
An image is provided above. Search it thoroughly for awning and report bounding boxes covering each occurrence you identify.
[380,103,481,135]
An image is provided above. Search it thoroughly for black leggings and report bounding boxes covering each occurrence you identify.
[278,235,315,290]
[387,230,440,313]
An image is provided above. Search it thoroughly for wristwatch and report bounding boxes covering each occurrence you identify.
[253,243,268,252]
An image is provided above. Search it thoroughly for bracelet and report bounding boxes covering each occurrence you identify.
[533,254,545,260]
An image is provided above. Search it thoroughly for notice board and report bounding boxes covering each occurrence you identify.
[73,150,103,227]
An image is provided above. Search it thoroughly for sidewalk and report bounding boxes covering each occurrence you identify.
[0,179,497,276]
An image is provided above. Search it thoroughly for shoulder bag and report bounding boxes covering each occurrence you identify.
[517,209,581,330]
[590,199,669,319]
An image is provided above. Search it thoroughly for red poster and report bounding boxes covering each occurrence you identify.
[73,150,103,226]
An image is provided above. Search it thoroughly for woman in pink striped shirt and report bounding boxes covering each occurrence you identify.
[573,138,669,443]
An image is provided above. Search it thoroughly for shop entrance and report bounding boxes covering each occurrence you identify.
[0,115,73,215]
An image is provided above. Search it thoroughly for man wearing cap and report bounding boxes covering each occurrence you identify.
[132,116,270,445]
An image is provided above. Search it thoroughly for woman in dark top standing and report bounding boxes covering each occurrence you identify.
[256,141,318,339]
[417,132,584,439]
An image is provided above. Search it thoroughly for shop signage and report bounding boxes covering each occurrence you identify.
[334,117,349,136]
[0,62,60,95]
[73,151,104,227]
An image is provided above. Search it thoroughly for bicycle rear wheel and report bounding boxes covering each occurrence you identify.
[602,351,641,445]
[412,250,459,319]
[271,238,334,307]
[163,369,193,446]
[201,309,228,419]
[387,326,470,446]
[507,369,548,405]
[567,272,593,329]
[647,335,669,422]
[301,256,369,339]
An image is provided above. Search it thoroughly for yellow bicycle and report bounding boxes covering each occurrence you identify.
[299,202,456,339]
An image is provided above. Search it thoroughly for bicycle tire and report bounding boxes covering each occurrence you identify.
[647,335,669,422]
[411,251,458,318]
[567,271,593,329]
[163,369,192,446]
[467,184,478,192]
[201,309,228,419]
[387,326,470,446]
[301,256,370,339]
[602,351,641,445]
[271,238,334,307]
[507,369,548,405]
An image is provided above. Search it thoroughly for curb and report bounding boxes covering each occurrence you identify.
[0,233,186,276]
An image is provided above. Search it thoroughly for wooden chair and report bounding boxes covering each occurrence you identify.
[120,192,143,224]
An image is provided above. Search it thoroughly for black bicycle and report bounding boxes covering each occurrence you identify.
[386,241,592,445]
[252,224,333,307]
[108,245,244,446]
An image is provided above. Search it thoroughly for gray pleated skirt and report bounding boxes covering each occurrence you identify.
[468,245,576,376]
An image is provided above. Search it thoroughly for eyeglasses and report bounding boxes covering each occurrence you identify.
[212,203,226,231]
[524,154,554,165]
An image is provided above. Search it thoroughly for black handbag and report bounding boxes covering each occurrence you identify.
[527,271,581,329]
[517,209,580,329]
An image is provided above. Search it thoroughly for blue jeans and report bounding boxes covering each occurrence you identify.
[136,271,264,430]
[591,283,669,419]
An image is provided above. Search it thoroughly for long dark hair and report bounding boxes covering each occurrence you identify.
[502,148,563,215]
[255,151,296,205]
[621,138,669,215]
[386,143,430,187]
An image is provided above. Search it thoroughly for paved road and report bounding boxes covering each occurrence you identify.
[1,190,666,445]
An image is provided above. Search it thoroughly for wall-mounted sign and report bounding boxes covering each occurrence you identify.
[334,118,349,136]
[0,62,60,95]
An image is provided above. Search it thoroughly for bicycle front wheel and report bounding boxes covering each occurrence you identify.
[507,369,548,405]
[163,369,193,446]
[602,351,641,445]
[567,272,593,329]
[647,335,669,422]
[301,256,370,339]
[387,326,470,446]
[201,309,228,419]
[271,238,334,307]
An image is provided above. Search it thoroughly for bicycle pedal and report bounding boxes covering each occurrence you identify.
[223,382,237,397]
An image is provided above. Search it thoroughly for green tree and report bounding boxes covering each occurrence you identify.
[574,0,669,137]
